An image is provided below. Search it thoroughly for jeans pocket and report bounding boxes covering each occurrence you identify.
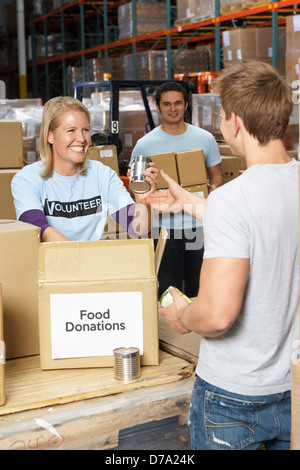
[204,390,264,450]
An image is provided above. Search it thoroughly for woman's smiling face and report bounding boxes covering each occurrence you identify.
[47,109,91,176]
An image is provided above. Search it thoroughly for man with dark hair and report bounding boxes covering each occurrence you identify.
[130,81,223,298]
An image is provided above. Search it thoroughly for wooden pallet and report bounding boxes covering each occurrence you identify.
[0,351,194,450]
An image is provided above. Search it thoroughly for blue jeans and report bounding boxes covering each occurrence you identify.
[189,376,291,450]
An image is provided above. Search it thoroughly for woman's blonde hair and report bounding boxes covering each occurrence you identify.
[212,60,293,146]
[39,96,91,179]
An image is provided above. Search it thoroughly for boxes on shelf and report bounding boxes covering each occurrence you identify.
[123,51,168,80]
[185,184,209,198]
[220,156,240,183]
[87,145,119,175]
[0,284,5,407]
[290,165,300,450]
[286,15,300,51]
[32,0,62,16]
[31,33,79,60]
[67,65,83,97]
[85,57,124,82]
[194,44,215,71]
[0,220,40,359]
[218,144,247,171]
[38,236,166,370]
[148,152,179,189]
[118,1,166,40]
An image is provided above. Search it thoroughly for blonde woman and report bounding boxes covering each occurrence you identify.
[11,96,157,242]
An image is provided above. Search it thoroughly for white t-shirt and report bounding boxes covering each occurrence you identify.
[196,159,300,396]
[11,159,134,241]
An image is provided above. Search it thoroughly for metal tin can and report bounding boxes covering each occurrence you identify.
[113,347,141,381]
[160,288,192,308]
[129,155,152,193]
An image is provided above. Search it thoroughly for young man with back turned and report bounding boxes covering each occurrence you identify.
[148,60,299,450]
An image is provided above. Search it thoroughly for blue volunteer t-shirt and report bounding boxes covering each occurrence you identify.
[11,159,134,241]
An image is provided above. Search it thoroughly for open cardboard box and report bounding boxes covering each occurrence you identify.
[38,228,167,370]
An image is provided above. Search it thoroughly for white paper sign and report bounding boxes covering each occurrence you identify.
[50,291,144,359]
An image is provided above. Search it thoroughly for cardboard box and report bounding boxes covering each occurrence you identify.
[176,149,207,187]
[86,145,119,175]
[255,26,285,59]
[219,143,247,171]
[221,156,240,183]
[148,152,179,189]
[38,234,167,370]
[0,284,5,407]
[0,220,40,359]
[0,120,24,169]
[0,169,20,219]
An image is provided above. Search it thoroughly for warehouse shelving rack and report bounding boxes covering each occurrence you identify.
[0,0,299,100]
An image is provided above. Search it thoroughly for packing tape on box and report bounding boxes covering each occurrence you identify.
[0,341,6,364]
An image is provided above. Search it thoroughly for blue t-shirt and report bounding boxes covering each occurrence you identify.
[11,159,134,241]
[130,124,221,232]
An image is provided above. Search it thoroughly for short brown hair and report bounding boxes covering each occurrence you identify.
[212,60,293,146]
[39,96,90,179]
